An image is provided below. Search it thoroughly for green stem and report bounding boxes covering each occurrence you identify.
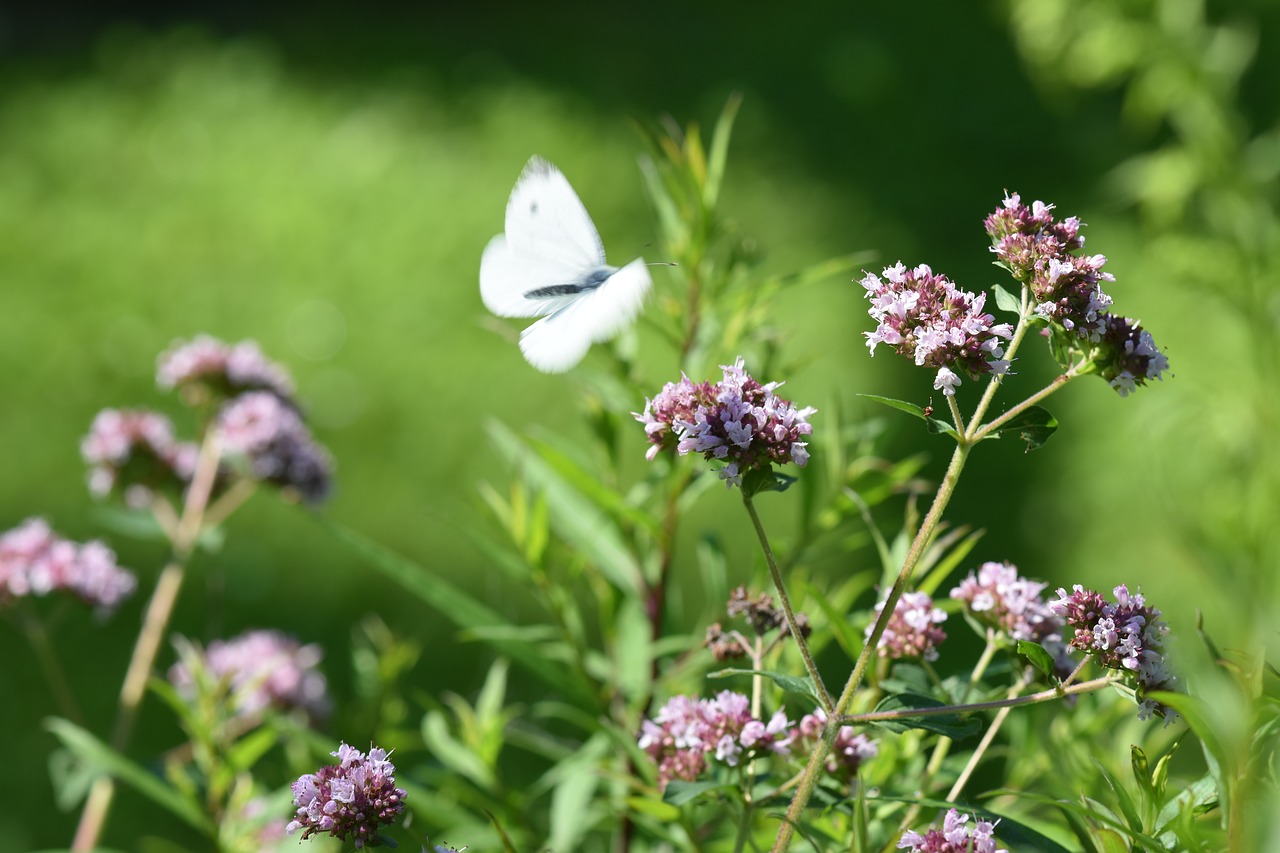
[966,287,1034,433]
[946,675,1030,802]
[837,674,1113,724]
[771,442,969,853]
[743,495,833,713]
[970,370,1079,444]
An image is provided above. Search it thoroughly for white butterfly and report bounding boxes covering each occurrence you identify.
[480,157,652,373]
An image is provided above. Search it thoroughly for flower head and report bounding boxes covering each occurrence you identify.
[158,335,295,403]
[898,808,1008,853]
[1094,315,1169,397]
[638,691,793,789]
[217,392,334,504]
[0,518,136,614]
[1050,584,1178,722]
[795,708,878,780]
[860,263,1013,396]
[868,590,947,662]
[951,561,1075,677]
[636,358,814,487]
[81,408,197,507]
[169,629,330,721]
[286,742,407,847]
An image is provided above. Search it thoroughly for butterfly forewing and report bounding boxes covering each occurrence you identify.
[505,157,605,275]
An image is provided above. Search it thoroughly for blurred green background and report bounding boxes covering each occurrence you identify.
[1,1,1277,849]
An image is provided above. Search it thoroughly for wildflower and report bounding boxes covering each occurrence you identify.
[951,561,1075,676]
[158,335,295,403]
[704,623,748,661]
[217,392,334,504]
[984,193,1169,394]
[81,408,197,507]
[794,708,878,780]
[638,691,793,789]
[286,742,407,847]
[898,808,1008,853]
[169,629,330,721]
[1094,315,1169,397]
[860,262,1012,396]
[0,518,136,614]
[1051,584,1178,722]
[867,590,947,662]
[636,358,814,488]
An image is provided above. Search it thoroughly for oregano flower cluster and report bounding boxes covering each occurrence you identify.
[636,357,815,487]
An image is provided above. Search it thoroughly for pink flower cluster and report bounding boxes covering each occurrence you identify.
[867,590,948,662]
[950,561,1062,645]
[158,335,295,402]
[635,358,814,488]
[898,808,1007,853]
[217,392,333,504]
[168,628,330,720]
[638,691,793,789]
[794,708,878,780]
[860,262,1013,397]
[1050,584,1177,722]
[81,409,197,508]
[286,743,407,848]
[984,193,1168,395]
[0,518,136,614]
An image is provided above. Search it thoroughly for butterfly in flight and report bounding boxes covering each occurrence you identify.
[480,157,652,373]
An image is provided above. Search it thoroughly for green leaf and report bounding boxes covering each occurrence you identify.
[546,734,609,852]
[991,283,1022,315]
[869,693,981,739]
[704,92,742,209]
[1017,640,1058,678]
[805,580,868,660]
[663,779,734,806]
[316,517,597,707]
[626,795,681,821]
[44,719,208,832]
[986,405,1058,452]
[858,394,924,419]
[708,668,823,708]
[741,467,796,498]
[422,711,495,790]
[487,420,642,595]
[1091,757,1143,834]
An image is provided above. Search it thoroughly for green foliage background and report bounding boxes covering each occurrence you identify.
[1,2,1277,849]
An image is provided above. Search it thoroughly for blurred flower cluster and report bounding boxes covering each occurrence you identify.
[168,628,330,722]
[636,357,814,487]
[868,590,948,662]
[83,335,333,509]
[793,708,879,781]
[704,586,811,661]
[638,691,794,788]
[0,518,136,614]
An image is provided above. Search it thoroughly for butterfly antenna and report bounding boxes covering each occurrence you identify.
[647,261,679,267]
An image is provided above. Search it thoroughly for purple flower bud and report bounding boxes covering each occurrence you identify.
[217,392,334,504]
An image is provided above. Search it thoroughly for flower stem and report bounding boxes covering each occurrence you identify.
[742,495,833,713]
[771,442,969,853]
[966,287,1034,434]
[946,676,1029,801]
[14,607,85,725]
[837,674,1113,724]
[970,370,1079,444]
[71,431,223,852]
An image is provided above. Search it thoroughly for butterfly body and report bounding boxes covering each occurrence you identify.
[480,157,651,373]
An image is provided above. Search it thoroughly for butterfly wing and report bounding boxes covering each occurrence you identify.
[518,258,652,373]
[480,157,606,319]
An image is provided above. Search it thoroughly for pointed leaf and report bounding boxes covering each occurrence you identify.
[987,406,1058,451]
[859,394,924,420]
[663,779,734,806]
[708,668,823,709]
[869,693,981,739]
[741,467,796,498]
[991,283,1022,315]
[1017,641,1058,679]
[45,719,208,832]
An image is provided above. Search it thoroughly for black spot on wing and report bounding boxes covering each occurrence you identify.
[523,266,616,300]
